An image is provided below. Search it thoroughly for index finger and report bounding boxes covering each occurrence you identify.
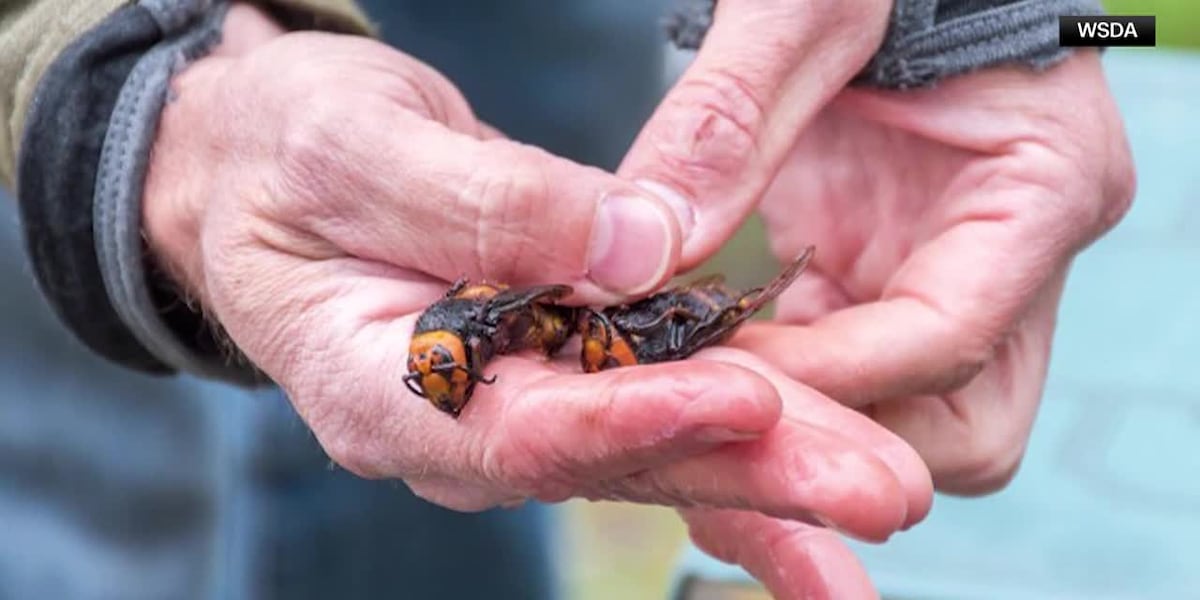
[619,0,891,267]
[733,49,1135,408]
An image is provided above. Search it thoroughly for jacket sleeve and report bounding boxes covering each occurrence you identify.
[1,0,127,190]
[0,0,372,191]
[2,0,372,385]
[666,0,1109,89]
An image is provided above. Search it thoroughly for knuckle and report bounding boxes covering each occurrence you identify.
[465,148,550,280]
[371,61,446,119]
[276,94,347,194]
[825,0,892,37]
[937,351,990,395]
[613,470,697,508]
[1000,151,1094,227]
[479,426,561,495]
[919,313,994,396]
[1011,103,1136,242]
[320,428,385,480]
[651,69,765,182]
[592,369,691,437]
[530,483,576,504]
[1011,150,1132,249]
[269,111,365,234]
[685,520,738,566]
[405,480,498,512]
[404,480,453,506]
[1100,147,1137,233]
[935,423,1026,496]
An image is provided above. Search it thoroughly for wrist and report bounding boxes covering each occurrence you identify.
[142,2,285,303]
[212,2,289,57]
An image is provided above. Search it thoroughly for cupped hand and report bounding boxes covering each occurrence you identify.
[736,50,1133,496]
[622,0,1133,495]
[140,3,928,550]
[620,1,1133,596]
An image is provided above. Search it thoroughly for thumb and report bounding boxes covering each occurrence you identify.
[284,110,685,303]
[619,0,890,268]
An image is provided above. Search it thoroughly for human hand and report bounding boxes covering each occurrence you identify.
[619,1,1133,595]
[139,4,929,546]
[735,51,1133,495]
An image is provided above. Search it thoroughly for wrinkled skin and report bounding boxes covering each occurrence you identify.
[143,0,1135,597]
[618,1,1135,597]
[142,5,934,600]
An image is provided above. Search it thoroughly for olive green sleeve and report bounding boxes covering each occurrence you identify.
[0,0,128,189]
[0,0,374,192]
[262,0,375,34]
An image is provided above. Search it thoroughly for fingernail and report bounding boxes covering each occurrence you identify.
[695,426,763,444]
[814,513,891,544]
[588,193,674,295]
[637,179,696,242]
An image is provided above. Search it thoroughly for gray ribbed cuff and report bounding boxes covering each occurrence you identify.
[862,0,1107,88]
[93,0,264,385]
[666,0,1107,89]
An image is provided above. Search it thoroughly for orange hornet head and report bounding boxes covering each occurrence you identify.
[578,310,638,373]
[404,331,476,417]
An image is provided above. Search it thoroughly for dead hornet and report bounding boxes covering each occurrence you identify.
[579,246,816,373]
[404,278,577,417]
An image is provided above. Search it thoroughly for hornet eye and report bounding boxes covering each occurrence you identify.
[403,373,425,397]
[433,346,455,365]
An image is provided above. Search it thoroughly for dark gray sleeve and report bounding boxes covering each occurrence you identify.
[666,0,1107,89]
[18,0,268,385]
[93,0,266,384]
[17,0,374,385]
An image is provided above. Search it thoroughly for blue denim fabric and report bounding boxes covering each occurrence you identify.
[0,203,560,600]
[0,1,669,598]
[361,0,670,170]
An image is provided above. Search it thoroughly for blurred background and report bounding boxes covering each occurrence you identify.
[0,1,1197,599]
